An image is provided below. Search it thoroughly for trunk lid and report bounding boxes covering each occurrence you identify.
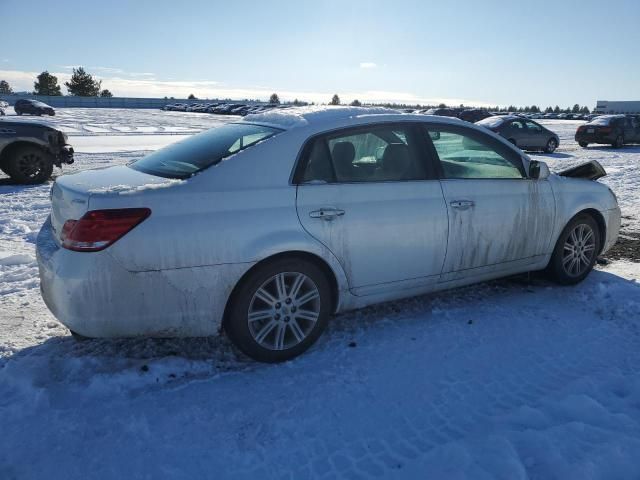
[49,165,176,244]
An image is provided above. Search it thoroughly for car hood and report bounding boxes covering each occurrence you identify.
[557,160,606,181]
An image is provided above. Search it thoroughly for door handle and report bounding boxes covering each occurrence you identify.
[309,208,345,220]
[450,200,475,210]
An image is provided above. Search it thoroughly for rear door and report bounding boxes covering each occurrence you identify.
[423,124,555,281]
[524,120,547,148]
[295,123,448,295]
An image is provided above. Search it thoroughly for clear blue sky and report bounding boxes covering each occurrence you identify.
[2,0,639,107]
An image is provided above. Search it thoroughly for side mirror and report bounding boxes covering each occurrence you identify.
[428,131,441,141]
[529,160,550,180]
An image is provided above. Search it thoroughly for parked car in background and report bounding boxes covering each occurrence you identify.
[0,119,74,183]
[14,99,55,116]
[37,107,619,362]
[575,114,640,148]
[424,108,458,117]
[476,115,560,152]
[458,109,492,123]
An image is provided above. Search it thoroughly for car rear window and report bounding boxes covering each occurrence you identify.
[476,116,505,128]
[129,123,282,179]
[589,116,619,126]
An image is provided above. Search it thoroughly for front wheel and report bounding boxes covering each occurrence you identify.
[579,141,588,148]
[545,137,558,153]
[225,258,332,362]
[547,214,600,285]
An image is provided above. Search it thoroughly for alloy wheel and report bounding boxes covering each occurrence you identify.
[247,272,321,351]
[17,152,46,180]
[562,224,596,277]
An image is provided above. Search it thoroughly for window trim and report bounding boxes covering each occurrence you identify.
[420,123,528,180]
[290,121,440,185]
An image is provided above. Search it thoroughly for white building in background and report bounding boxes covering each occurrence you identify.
[595,100,640,114]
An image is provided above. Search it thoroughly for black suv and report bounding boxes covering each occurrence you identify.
[0,120,73,183]
[575,115,640,148]
[14,99,56,116]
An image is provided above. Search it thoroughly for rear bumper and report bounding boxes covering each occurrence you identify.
[575,132,615,144]
[36,217,251,338]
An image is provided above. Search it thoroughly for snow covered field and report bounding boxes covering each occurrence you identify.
[1,109,640,479]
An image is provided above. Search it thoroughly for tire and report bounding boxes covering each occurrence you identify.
[544,137,558,153]
[579,142,588,148]
[613,135,624,148]
[225,257,332,362]
[5,145,54,184]
[547,214,600,285]
[16,110,22,116]
[70,330,90,341]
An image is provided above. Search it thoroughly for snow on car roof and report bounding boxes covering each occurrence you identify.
[242,105,466,131]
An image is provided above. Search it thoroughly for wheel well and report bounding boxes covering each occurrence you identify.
[221,251,340,332]
[577,208,607,254]
[0,141,46,170]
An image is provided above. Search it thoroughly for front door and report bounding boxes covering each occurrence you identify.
[423,125,555,280]
[295,123,449,295]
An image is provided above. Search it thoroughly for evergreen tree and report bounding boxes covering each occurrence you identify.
[553,105,560,113]
[350,99,362,106]
[100,89,113,98]
[572,104,580,113]
[438,103,447,108]
[65,67,101,96]
[330,94,340,105]
[188,93,196,99]
[545,106,553,113]
[33,71,62,96]
[581,106,590,114]
[0,80,12,94]
[269,93,280,104]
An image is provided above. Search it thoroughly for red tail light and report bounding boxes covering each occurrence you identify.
[61,208,151,252]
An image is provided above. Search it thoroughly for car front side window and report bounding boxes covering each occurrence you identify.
[425,127,524,180]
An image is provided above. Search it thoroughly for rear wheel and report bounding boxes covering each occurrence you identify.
[6,145,54,184]
[547,214,600,285]
[613,135,624,148]
[579,141,588,148]
[225,258,332,362]
[544,137,558,153]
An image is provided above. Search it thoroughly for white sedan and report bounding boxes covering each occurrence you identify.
[37,107,621,362]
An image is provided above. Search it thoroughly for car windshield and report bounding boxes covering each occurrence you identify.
[476,116,505,128]
[129,123,282,179]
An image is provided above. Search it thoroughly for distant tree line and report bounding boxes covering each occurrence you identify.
[0,67,113,97]
[0,78,597,113]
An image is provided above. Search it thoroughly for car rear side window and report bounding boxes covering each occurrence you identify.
[425,127,524,180]
[300,125,428,183]
[129,123,282,179]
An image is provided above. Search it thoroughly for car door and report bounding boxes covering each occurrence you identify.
[524,120,547,148]
[504,119,527,148]
[423,124,556,281]
[295,123,449,296]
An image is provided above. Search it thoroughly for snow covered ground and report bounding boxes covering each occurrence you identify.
[1,109,639,479]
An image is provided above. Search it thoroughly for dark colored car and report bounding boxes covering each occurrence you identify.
[14,99,56,116]
[0,120,73,183]
[575,115,640,148]
[476,115,560,153]
[424,108,458,117]
[458,109,492,123]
